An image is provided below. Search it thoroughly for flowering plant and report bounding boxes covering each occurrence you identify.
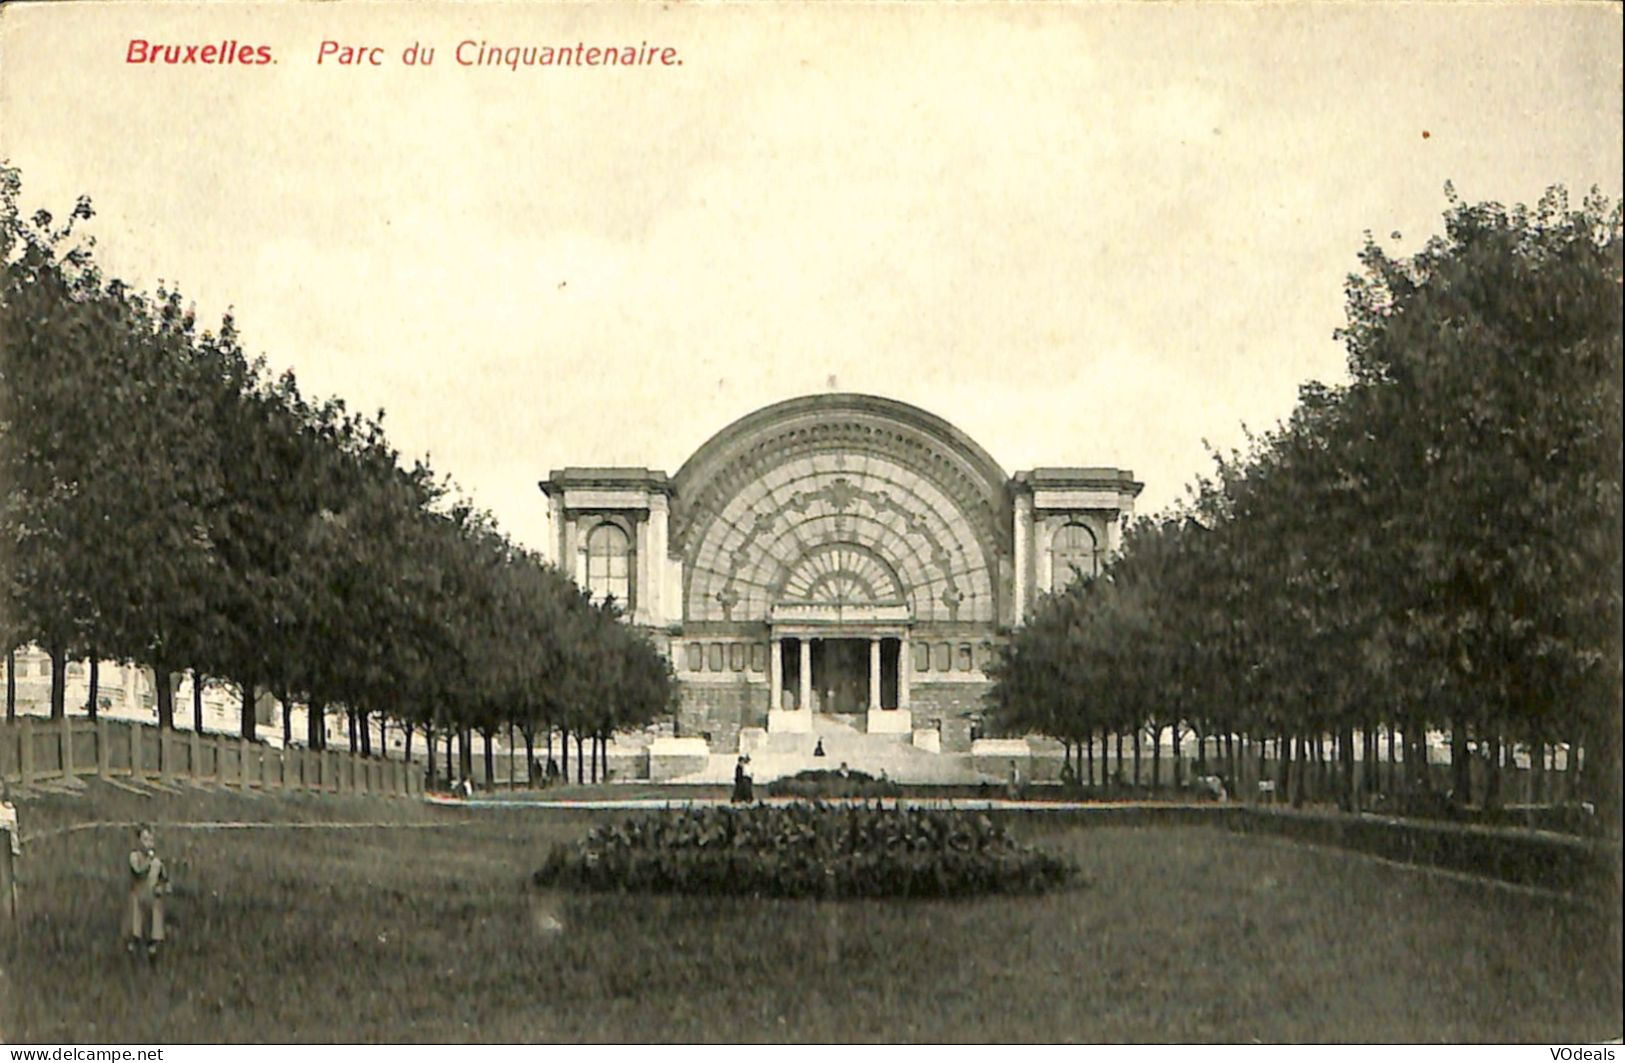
[533,803,1074,899]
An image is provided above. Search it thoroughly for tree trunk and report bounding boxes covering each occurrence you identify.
[523,726,535,787]
[590,734,599,784]
[309,699,326,750]
[190,673,203,733]
[508,722,517,789]
[281,696,292,747]
[1292,734,1308,809]
[1386,722,1397,797]
[153,660,175,730]
[1485,731,1503,811]
[48,644,66,720]
[347,709,358,752]
[5,649,15,722]
[561,726,570,783]
[445,730,455,785]
[1224,732,1236,787]
[1132,729,1142,790]
[576,733,585,785]
[87,658,100,720]
[404,721,415,764]
[1339,724,1357,812]
[1150,725,1162,789]
[1408,719,1427,793]
[482,730,495,787]
[358,709,372,757]
[1114,731,1124,786]
[459,726,474,783]
[240,680,257,741]
[1085,731,1094,787]
[426,724,437,787]
[1451,716,1472,806]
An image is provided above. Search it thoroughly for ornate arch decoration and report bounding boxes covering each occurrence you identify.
[777,542,907,606]
[673,394,1010,624]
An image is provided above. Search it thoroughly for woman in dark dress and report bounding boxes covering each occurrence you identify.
[731,755,754,803]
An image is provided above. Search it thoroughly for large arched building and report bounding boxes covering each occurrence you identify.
[540,394,1141,757]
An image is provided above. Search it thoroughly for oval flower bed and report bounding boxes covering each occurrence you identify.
[764,767,902,801]
[532,803,1075,899]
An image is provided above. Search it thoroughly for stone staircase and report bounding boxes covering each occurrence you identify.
[670,714,990,786]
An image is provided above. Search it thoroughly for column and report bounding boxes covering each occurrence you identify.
[634,516,651,624]
[798,638,812,715]
[1013,491,1033,623]
[869,638,882,710]
[1036,520,1054,595]
[547,494,565,568]
[899,634,912,711]
[647,494,670,625]
[769,636,783,712]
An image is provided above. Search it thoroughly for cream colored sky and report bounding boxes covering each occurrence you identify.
[2,1,1620,552]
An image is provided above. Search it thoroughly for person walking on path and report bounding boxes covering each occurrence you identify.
[731,755,754,804]
[127,824,170,964]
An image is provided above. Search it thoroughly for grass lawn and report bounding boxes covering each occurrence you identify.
[1,784,1618,1043]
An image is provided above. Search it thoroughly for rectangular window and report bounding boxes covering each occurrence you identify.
[729,643,746,671]
[708,643,724,672]
[957,644,974,672]
[913,642,931,672]
[749,644,766,672]
[932,642,951,672]
[685,643,703,672]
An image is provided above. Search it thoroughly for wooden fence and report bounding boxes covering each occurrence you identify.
[0,716,423,798]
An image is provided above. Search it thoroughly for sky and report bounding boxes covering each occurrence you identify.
[2,1,1620,555]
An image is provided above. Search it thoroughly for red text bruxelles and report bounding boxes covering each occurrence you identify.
[126,40,274,65]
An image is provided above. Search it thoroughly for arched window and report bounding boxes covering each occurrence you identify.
[585,523,632,606]
[1051,522,1099,590]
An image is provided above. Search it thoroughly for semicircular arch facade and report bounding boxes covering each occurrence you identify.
[674,395,1009,625]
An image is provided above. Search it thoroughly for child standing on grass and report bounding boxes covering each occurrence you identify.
[127,824,169,963]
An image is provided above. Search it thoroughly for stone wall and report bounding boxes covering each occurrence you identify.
[908,682,993,751]
[676,680,769,754]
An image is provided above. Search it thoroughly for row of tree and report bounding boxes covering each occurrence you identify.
[991,186,1622,823]
[0,166,674,787]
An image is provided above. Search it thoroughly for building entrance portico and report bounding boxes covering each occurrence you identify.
[768,619,911,735]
